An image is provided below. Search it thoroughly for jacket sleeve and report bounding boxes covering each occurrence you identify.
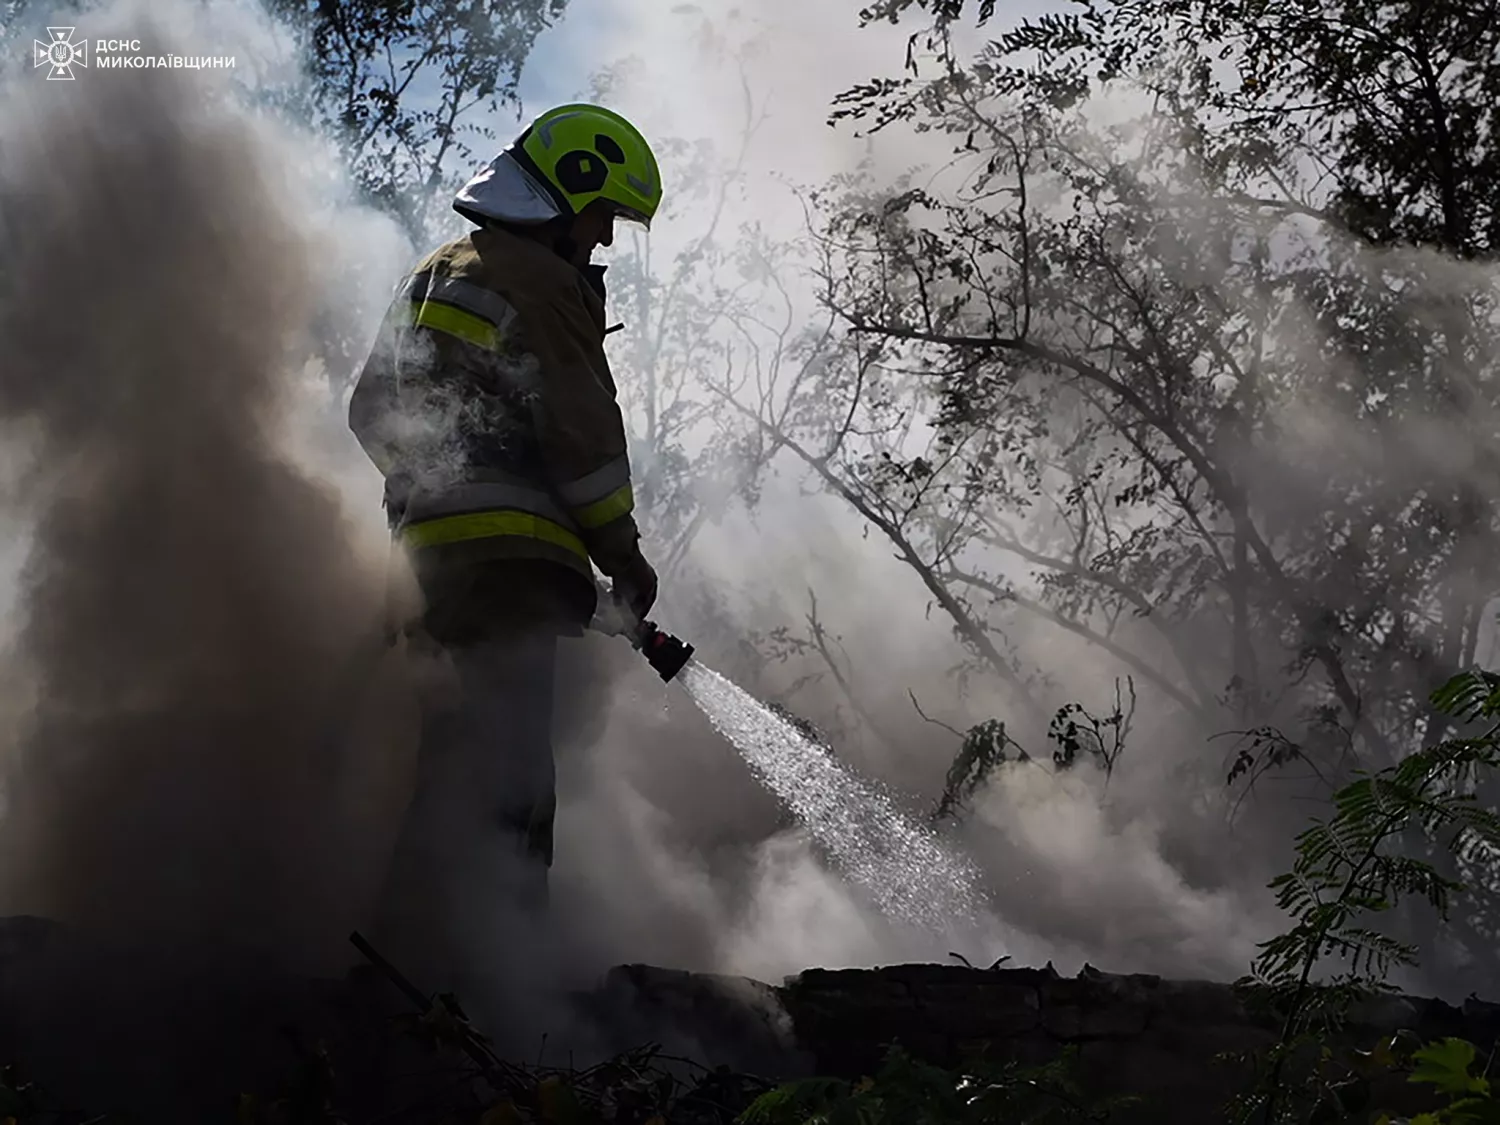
[522,290,644,579]
[347,299,405,477]
[348,273,498,484]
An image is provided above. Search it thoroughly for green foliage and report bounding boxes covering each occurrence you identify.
[735,1044,1124,1125]
[1411,1038,1491,1101]
[1243,671,1500,1016]
[262,0,567,241]
[1048,677,1135,780]
[1362,1037,1500,1125]
[1431,674,1500,726]
[1225,727,1306,789]
[931,679,1136,824]
[1228,669,1500,1123]
[805,0,1500,771]
[857,0,1500,260]
[930,717,1024,823]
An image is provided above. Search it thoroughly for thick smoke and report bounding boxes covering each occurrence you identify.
[534,0,1500,1000]
[507,0,1283,986]
[0,2,413,973]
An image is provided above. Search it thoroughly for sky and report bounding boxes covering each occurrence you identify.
[516,0,624,107]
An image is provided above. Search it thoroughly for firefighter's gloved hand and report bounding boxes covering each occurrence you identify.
[615,550,658,623]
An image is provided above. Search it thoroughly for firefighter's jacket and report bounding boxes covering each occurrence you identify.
[348,225,641,599]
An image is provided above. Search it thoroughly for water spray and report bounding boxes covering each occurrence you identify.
[587,580,994,940]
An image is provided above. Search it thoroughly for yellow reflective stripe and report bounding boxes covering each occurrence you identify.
[401,481,574,527]
[409,301,501,352]
[573,483,634,530]
[400,510,588,560]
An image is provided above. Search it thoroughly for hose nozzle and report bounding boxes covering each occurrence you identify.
[590,584,694,682]
[634,620,694,683]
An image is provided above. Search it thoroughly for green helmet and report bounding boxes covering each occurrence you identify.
[509,103,663,229]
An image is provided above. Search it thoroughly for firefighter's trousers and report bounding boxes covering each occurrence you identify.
[372,621,561,994]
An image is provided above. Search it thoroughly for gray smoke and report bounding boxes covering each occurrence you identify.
[0,15,405,972]
[527,0,1500,1001]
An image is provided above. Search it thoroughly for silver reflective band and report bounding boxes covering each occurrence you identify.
[556,455,631,507]
[535,111,585,148]
[625,168,657,197]
[400,272,519,330]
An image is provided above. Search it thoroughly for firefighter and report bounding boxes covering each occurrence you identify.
[347,104,662,982]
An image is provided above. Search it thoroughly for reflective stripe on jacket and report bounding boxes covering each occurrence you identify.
[347,225,642,585]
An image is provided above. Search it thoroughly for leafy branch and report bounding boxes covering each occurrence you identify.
[1234,669,1500,1124]
[928,678,1138,824]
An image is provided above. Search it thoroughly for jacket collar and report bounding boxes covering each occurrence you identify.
[472,224,606,295]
